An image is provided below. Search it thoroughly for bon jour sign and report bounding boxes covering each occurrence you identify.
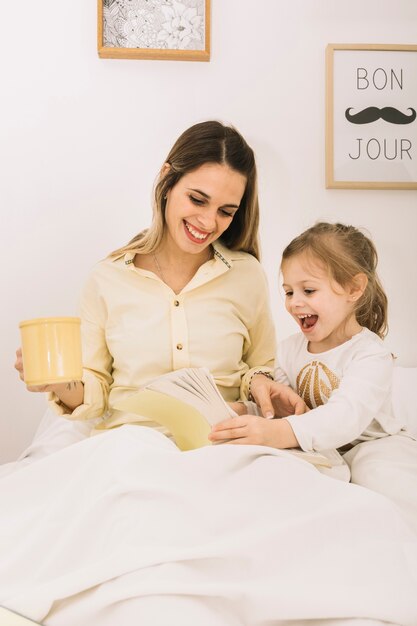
[326,44,417,189]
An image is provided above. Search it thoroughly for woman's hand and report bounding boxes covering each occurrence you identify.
[14,348,51,392]
[249,376,308,418]
[15,347,67,393]
[209,414,299,448]
[15,347,84,410]
[227,401,247,415]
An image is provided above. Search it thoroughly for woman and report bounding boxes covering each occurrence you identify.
[15,120,302,434]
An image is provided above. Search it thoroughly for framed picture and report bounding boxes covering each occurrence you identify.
[326,44,417,189]
[98,0,210,61]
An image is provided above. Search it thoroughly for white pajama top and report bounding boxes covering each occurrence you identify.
[275,328,406,452]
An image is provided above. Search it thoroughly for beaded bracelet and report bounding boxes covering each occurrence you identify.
[248,370,274,402]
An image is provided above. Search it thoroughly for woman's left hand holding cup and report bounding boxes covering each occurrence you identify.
[15,347,50,392]
[16,317,85,411]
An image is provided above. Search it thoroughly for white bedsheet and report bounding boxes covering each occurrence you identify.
[0,425,416,626]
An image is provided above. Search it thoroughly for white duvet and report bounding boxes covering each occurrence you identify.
[0,424,416,626]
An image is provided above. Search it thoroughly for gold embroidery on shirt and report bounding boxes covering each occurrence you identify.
[298,366,312,400]
[296,361,340,409]
[319,379,332,400]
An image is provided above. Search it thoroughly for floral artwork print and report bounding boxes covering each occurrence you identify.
[103,0,206,51]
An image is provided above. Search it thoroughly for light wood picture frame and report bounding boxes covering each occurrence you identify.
[98,0,210,61]
[326,44,417,189]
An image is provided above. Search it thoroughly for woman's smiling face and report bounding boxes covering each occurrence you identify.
[163,162,247,255]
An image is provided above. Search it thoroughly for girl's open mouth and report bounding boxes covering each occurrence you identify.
[299,314,318,330]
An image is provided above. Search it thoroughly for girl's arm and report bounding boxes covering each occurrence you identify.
[210,413,299,448]
[241,336,307,419]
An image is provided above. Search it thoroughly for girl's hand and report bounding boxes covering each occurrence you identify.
[209,414,299,448]
[249,376,308,419]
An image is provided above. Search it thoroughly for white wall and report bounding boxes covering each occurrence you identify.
[1,0,416,462]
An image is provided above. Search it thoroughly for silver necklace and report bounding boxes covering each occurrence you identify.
[153,247,212,284]
[153,252,166,283]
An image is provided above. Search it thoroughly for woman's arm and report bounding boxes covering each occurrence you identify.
[238,266,276,404]
[48,269,113,419]
[46,381,84,411]
[236,265,308,419]
[248,376,307,418]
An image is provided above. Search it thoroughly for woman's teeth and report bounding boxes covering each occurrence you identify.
[185,222,209,240]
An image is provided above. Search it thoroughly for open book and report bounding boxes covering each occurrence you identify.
[114,367,237,451]
[114,367,334,468]
[0,606,42,625]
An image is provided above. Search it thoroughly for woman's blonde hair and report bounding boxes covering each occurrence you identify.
[110,120,261,259]
[281,222,388,338]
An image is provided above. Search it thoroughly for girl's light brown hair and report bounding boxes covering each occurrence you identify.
[110,120,260,260]
[281,222,388,338]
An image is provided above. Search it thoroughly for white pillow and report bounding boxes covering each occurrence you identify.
[392,366,417,437]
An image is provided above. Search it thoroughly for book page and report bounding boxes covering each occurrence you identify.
[145,368,235,426]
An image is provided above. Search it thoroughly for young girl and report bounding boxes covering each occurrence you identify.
[211,222,417,531]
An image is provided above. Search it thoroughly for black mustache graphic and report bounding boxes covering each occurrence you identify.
[345,106,416,125]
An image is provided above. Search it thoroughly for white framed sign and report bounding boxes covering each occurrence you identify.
[326,44,417,189]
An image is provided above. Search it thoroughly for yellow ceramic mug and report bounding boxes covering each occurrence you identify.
[19,317,83,386]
